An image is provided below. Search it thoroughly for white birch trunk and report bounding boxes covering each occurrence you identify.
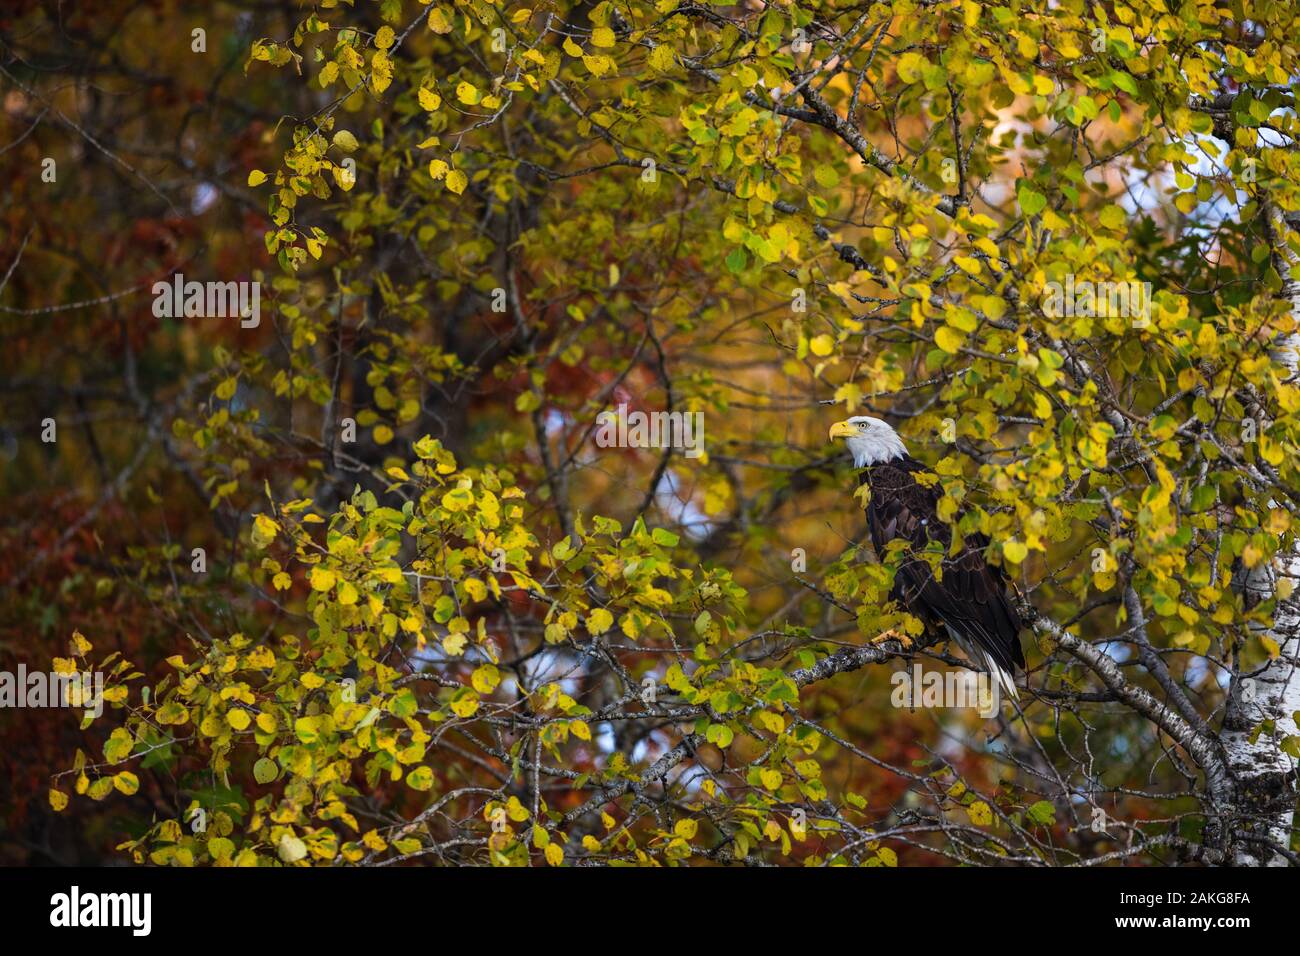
[1221,205,1300,866]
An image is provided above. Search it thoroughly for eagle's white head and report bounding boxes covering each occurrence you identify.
[829,416,908,467]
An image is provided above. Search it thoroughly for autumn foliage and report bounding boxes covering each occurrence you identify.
[3,0,1300,866]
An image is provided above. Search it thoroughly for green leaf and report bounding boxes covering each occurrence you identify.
[651,527,680,547]
[1098,205,1126,230]
[706,722,734,748]
[1027,800,1056,825]
[1017,181,1046,216]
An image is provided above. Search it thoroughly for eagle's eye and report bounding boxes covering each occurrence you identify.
[857,421,868,430]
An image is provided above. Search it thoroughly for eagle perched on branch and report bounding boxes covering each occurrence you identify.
[830,416,1026,698]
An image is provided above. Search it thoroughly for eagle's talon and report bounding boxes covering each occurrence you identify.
[871,628,912,649]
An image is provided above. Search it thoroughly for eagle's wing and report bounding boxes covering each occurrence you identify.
[864,464,1024,694]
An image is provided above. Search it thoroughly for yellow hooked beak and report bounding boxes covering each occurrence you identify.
[828,420,855,440]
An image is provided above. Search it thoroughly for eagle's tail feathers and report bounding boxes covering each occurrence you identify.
[947,626,1019,701]
[989,658,1019,701]
[969,643,1018,701]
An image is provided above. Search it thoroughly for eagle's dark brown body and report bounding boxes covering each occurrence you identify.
[861,456,1025,689]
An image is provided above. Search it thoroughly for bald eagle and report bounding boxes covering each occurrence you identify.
[829,416,1025,698]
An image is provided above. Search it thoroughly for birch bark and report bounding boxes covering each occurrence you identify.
[1221,204,1300,866]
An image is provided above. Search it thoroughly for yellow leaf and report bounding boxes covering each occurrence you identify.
[252,514,278,547]
[446,170,468,195]
[406,766,434,791]
[582,54,612,76]
[427,6,454,33]
[49,789,68,811]
[934,325,965,354]
[278,833,308,863]
[591,26,616,47]
[310,567,336,591]
[450,691,479,718]
[471,664,500,694]
[1003,540,1028,564]
[247,170,267,187]
[418,87,441,111]
[369,52,392,94]
[337,580,359,605]
[649,44,675,72]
